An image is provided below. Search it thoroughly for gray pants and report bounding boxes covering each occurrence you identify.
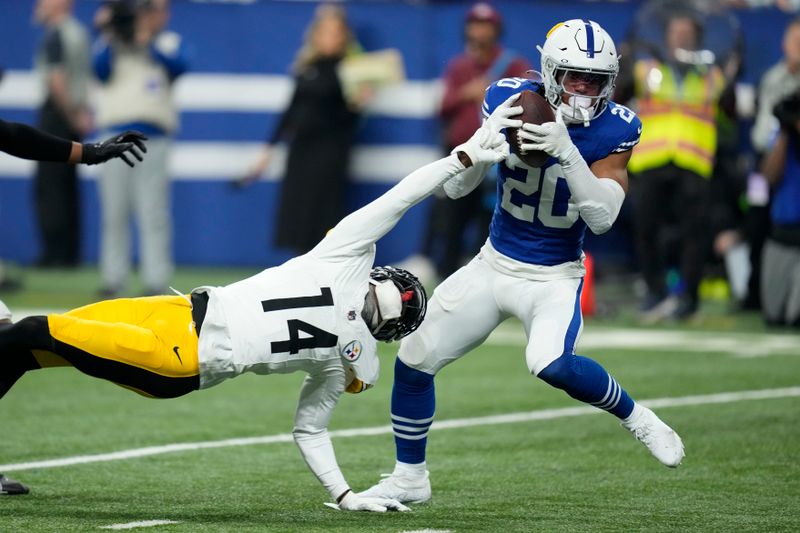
[760,239,800,325]
[99,136,172,292]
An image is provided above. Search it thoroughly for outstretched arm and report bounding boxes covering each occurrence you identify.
[292,364,408,512]
[0,119,148,167]
[311,96,520,261]
[0,119,72,162]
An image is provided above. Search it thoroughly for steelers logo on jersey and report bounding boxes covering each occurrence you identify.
[341,340,362,362]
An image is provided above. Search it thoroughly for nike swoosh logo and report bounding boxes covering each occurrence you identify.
[173,346,183,365]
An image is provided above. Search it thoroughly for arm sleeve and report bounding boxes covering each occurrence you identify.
[0,119,72,162]
[559,147,625,235]
[443,159,490,199]
[310,153,468,261]
[292,362,349,501]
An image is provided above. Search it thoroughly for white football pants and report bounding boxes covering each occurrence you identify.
[398,253,584,376]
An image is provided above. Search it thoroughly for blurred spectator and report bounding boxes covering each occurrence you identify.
[743,18,800,309]
[625,13,729,322]
[759,91,800,327]
[0,117,147,292]
[92,0,189,296]
[33,0,90,268]
[752,19,800,153]
[411,2,530,281]
[242,4,363,255]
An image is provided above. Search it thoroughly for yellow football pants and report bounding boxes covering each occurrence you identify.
[43,295,200,398]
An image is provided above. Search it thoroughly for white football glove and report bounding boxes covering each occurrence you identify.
[517,110,579,162]
[483,93,523,137]
[452,126,509,167]
[451,93,521,167]
[329,490,411,512]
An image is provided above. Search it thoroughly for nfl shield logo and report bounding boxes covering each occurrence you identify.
[342,340,362,361]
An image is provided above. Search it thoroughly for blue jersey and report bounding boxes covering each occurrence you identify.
[482,77,641,266]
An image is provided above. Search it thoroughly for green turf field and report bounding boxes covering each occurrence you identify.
[1,268,799,532]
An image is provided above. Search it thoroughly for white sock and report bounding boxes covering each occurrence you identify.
[395,460,427,477]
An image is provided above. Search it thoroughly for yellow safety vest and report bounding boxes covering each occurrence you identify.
[628,59,725,178]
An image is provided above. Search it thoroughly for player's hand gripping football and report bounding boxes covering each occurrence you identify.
[453,94,522,167]
[82,131,148,167]
[517,110,579,162]
[327,490,411,512]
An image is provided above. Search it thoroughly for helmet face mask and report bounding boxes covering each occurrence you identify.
[537,20,619,125]
[366,266,427,342]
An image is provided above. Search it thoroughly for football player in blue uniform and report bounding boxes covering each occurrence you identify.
[361,20,685,504]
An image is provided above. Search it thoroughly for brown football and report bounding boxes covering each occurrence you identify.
[505,90,555,168]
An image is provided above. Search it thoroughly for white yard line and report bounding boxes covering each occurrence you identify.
[1,386,798,473]
[398,530,453,533]
[99,520,180,530]
[485,324,800,357]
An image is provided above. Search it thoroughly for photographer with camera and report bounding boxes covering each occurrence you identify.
[759,90,800,328]
[92,0,189,297]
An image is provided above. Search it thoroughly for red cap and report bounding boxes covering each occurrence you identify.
[466,2,503,27]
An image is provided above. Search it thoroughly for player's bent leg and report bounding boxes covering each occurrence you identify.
[45,296,201,398]
[0,316,53,399]
[536,354,683,467]
[357,358,434,504]
[524,278,684,467]
[360,258,505,503]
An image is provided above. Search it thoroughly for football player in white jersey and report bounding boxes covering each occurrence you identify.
[0,98,521,509]
[361,20,685,505]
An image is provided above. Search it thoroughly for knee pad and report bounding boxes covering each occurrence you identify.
[397,330,431,368]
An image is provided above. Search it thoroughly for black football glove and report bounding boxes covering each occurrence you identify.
[82,130,148,167]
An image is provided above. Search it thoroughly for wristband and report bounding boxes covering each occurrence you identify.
[336,489,351,504]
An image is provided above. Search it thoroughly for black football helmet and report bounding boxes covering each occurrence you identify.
[368,266,427,342]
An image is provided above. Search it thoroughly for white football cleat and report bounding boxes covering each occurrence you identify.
[358,469,431,504]
[622,405,685,467]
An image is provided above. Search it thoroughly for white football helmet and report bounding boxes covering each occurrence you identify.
[537,20,619,125]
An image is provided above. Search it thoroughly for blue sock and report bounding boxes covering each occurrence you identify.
[538,353,634,419]
[391,358,435,464]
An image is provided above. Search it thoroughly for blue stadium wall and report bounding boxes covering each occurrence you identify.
[0,0,794,268]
